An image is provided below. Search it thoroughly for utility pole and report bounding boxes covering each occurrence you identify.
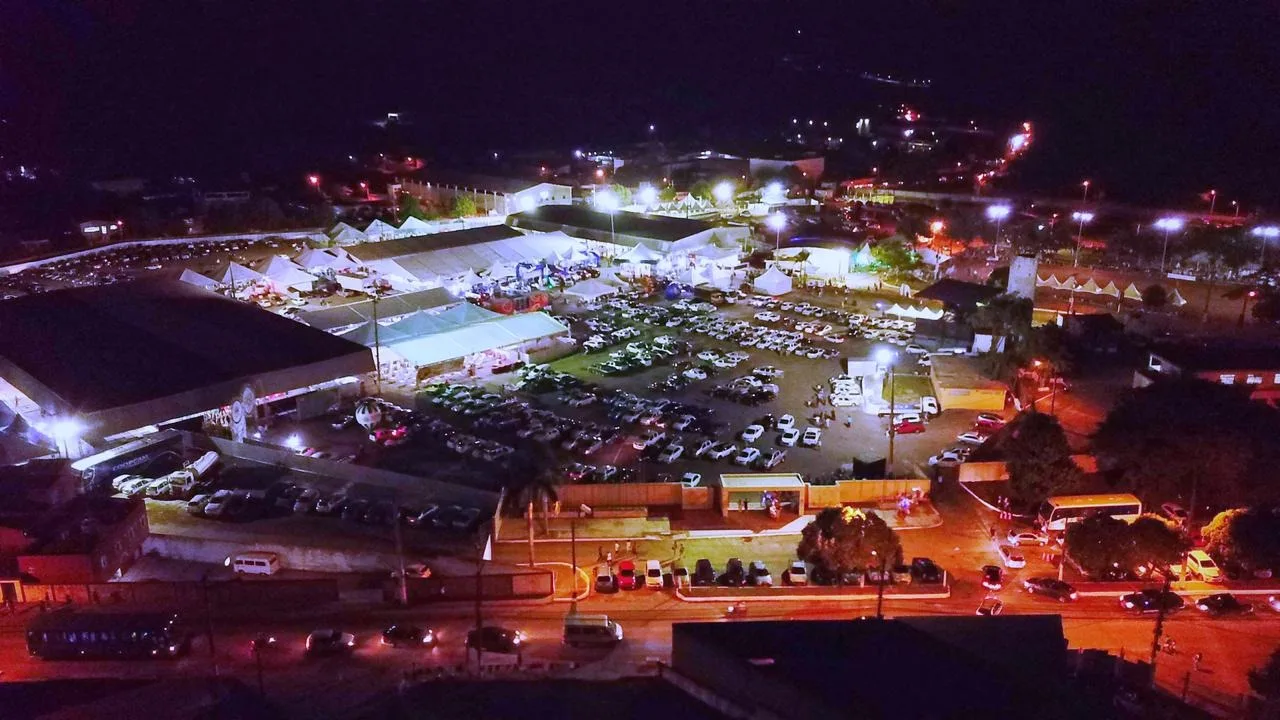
[570,519,578,599]
[1148,575,1173,685]
[875,551,889,620]
[526,501,536,568]
[394,501,408,605]
[473,538,484,669]
[886,364,897,477]
[371,292,382,394]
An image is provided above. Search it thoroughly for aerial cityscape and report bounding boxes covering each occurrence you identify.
[3,3,1280,719]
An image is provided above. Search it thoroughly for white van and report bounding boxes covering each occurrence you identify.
[1186,550,1221,582]
[645,559,665,589]
[562,614,623,647]
[228,551,282,576]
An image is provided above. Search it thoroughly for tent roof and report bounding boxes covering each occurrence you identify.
[436,302,503,325]
[719,473,805,490]
[387,309,463,336]
[364,219,398,237]
[564,278,620,301]
[216,262,264,285]
[1078,278,1101,293]
[386,312,569,367]
[331,225,368,245]
[507,205,714,244]
[256,255,307,279]
[327,221,360,238]
[753,265,793,295]
[1123,282,1143,300]
[345,225,523,263]
[399,216,433,233]
[267,266,318,289]
[294,287,455,331]
[295,248,343,270]
[1100,281,1121,297]
[619,243,665,263]
[178,268,220,289]
[337,321,408,347]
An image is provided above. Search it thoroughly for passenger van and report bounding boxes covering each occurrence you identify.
[562,614,623,647]
[228,551,282,576]
[1185,550,1222,582]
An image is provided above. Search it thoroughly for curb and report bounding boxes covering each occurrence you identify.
[535,562,592,603]
[674,587,952,602]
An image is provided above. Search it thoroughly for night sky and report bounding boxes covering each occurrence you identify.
[4,1,1279,207]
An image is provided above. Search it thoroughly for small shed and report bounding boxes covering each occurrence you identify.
[719,473,807,517]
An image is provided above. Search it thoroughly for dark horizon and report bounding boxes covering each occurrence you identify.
[4,1,1280,209]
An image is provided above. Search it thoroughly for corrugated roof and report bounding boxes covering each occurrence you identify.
[507,205,714,244]
[345,225,523,263]
[386,312,568,367]
[295,288,456,331]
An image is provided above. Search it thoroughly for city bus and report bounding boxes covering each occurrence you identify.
[1036,493,1143,532]
[70,429,184,493]
[26,612,189,660]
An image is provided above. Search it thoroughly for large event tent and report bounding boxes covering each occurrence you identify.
[563,278,620,302]
[364,219,399,241]
[216,262,264,286]
[618,243,664,263]
[178,269,220,290]
[753,266,793,296]
[330,224,368,245]
[384,311,569,371]
[399,217,433,236]
[337,321,408,347]
[296,248,345,271]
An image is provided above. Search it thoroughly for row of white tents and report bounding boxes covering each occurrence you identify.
[1036,274,1188,306]
[327,217,503,245]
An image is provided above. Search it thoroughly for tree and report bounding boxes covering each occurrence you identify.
[1141,284,1167,309]
[450,195,477,218]
[689,180,713,201]
[399,193,426,220]
[1201,506,1280,573]
[1127,516,1187,573]
[304,201,336,228]
[1248,647,1280,702]
[658,186,677,202]
[870,237,919,275]
[797,507,901,581]
[1093,380,1280,514]
[1001,412,1081,507]
[609,184,632,207]
[971,293,1033,349]
[1064,515,1132,578]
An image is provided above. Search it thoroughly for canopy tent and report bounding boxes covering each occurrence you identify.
[296,248,345,271]
[216,262,264,286]
[327,221,361,239]
[618,243,664,263]
[1078,278,1101,294]
[178,269,220,290]
[453,270,482,289]
[753,266,793,296]
[693,244,740,265]
[1170,288,1188,307]
[852,243,874,268]
[485,260,515,278]
[398,216,433,237]
[256,255,308,279]
[565,247,597,266]
[1100,281,1121,297]
[917,247,951,267]
[337,321,408,347]
[331,225,368,245]
[364,258,421,284]
[596,265,627,286]
[563,278,620,302]
[364,219,399,241]
[1123,282,1143,301]
[1043,274,1063,289]
[387,309,462,336]
[704,264,735,290]
[1059,276,1079,291]
[265,266,318,290]
[386,312,569,369]
[1035,275,1052,287]
[436,301,503,326]
[885,304,908,317]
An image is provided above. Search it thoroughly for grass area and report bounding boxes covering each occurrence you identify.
[882,372,934,404]
[1032,308,1061,326]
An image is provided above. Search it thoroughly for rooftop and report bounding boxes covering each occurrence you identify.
[1150,341,1280,372]
[915,278,1002,308]
[930,354,1008,391]
[719,473,806,490]
[295,287,457,331]
[0,280,373,437]
[344,225,524,263]
[507,205,715,244]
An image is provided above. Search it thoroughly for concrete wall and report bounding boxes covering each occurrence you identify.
[557,483,683,510]
[12,578,339,608]
[145,532,400,574]
[958,455,1097,483]
[681,486,713,510]
[806,478,933,508]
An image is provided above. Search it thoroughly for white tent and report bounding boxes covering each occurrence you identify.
[753,266,793,296]
[365,258,419,285]
[704,264,735,290]
[619,243,664,263]
[1044,274,1063,290]
[1035,275,1052,287]
[486,261,514,278]
[364,219,398,241]
[596,266,627,286]
[917,247,950,268]
[1123,282,1143,301]
[885,304,909,317]
[266,266,318,290]
[257,255,308,280]
[178,268,220,290]
[334,275,368,293]
[563,278,620,302]
[456,270,482,289]
[1170,288,1187,307]
[216,262,264,286]
[331,224,368,245]
[1079,278,1101,294]
[1100,281,1121,297]
[327,221,360,239]
[916,307,945,320]
[296,248,343,271]
[398,216,433,237]
[1059,276,1079,291]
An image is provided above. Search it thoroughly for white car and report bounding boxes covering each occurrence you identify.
[741,424,765,443]
[706,443,737,460]
[754,311,780,322]
[905,343,928,355]
[1007,529,1049,546]
[998,545,1027,569]
[831,394,860,408]
[748,561,774,586]
[683,367,708,380]
[671,415,696,430]
[726,351,750,363]
[657,444,684,464]
[779,428,800,446]
[801,427,823,448]
[787,561,809,585]
[697,350,720,362]
[713,357,738,369]
[928,450,963,467]
[957,431,989,445]
[753,366,784,378]
[734,447,761,466]
[774,414,795,431]
[758,449,786,469]
[680,472,702,488]
[693,439,717,458]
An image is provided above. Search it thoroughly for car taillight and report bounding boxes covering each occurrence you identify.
[1069,593,1078,600]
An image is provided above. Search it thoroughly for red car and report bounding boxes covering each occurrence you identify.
[617,560,638,590]
[892,419,926,435]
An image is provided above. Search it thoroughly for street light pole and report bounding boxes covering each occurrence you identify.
[1071,212,1093,267]
[887,364,896,476]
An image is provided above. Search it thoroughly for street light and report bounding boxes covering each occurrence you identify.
[637,184,658,208]
[713,181,735,206]
[929,220,945,236]
[1070,211,1094,267]
[767,213,787,251]
[1153,217,1185,274]
[49,418,84,459]
[595,190,619,245]
[1251,226,1279,265]
[985,204,1011,251]
[874,347,897,476]
[1081,180,1091,204]
[1207,189,1217,215]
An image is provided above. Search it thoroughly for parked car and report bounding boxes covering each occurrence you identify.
[976,596,1004,616]
[718,558,746,587]
[645,559,664,589]
[785,561,808,586]
[998,546,1027,569]
[747,561,774,587]
[1159,502,1189,525]
[981,565,1004,590]
[617,560,638,590]
[734,447,761,466]
[801,427,822,448]
[1194,593,1254,617]
[740,424,764,443]
[595,566,617,593]
[465,626,526,654]
[956,431,989,445]
[1006,529,1049,546]
[911,557,942,583]
[892,419,926,435]
[1120,589,1185,613]
[693,559,716,587]
[1023,577,1078,602]
[305,629,356,656]
[975,413,1006,430]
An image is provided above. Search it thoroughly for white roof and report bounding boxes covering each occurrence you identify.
[564,278,620,301]
[619,243,664,263]
[331,225,368,245]
[295,248,343,270]
[334,274,367,292]
[387,312,569,367]
[753,265,793,295]
[399,216,433,235]
[364,219,399,238]
[719,473,806,490]
[327,221,360,238]
[216,262,264,285]
[266,266,318,289]
[257,255,308,280]
[178,268,220,289]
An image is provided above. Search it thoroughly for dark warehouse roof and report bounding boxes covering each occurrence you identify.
[507,205,715,244]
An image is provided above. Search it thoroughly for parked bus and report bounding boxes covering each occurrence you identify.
[26,612,189,660]
[1037,493,1143,532]
[70,430,184,493]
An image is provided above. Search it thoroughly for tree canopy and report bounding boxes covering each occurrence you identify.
[870,238,919,275]
[797,507,901,578]
[450,195,477,218]
[1092,380,1280,515]
[1000,411,1081,507]
[1141,284,1168,309]
[1064,514,1184,578]
[1201,506,1280,572]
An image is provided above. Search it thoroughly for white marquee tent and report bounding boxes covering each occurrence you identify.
[398,216,433,237]
[753,266,793,296]
[1123,282,1143,301]
[364,219,399,241]
[216,262,264,286]
[178,269,220,290]
[563,278,620,302]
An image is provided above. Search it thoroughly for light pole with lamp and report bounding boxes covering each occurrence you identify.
[985,204,1011,253]
[1081,179,1091,204]
[1207,189,1217,216]
[767,213,787,252]
[594,190,619,246]
[1070,211,1094,267]
[874,348,897,476]
[713,181,735,212]
[1153,217,1185,274]
[1251,226,1279,266]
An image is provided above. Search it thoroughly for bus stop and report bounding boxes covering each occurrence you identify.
[718,473,807,517]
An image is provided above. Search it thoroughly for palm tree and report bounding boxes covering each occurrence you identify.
[501,441,560,533]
